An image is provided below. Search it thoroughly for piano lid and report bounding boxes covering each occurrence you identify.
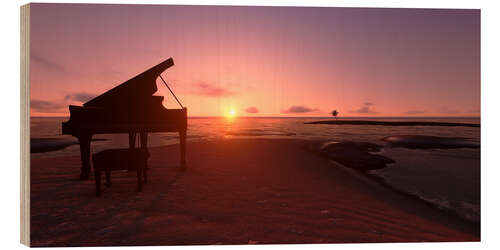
[84,58,174,107]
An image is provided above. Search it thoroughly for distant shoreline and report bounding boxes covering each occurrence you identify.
[305,120,480,127]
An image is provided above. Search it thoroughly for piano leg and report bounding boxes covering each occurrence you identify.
[129,132,136,149]
[180,129,187,169]
[77,134,92,180]
[140,132,148,180]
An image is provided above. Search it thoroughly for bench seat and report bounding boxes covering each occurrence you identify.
[92,148,149,196]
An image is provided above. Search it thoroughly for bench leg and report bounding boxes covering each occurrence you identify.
[140,132,148,149]
[95,170,101,197]
[105,171,111,187]
[137,167,143,192]
[143,165,147,184]
[140,132,148,183]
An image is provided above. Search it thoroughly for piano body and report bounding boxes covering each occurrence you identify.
[62,58,187,179]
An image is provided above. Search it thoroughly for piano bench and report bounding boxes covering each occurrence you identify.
[92,148,149,197]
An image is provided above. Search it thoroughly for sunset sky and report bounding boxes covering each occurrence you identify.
[30,3,480,117]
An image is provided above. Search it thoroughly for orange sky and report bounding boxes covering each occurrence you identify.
[30,4,480,117]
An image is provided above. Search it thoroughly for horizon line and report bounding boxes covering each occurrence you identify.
[30,115,481,119]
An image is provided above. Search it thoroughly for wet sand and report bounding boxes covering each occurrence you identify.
[30,139,479,246]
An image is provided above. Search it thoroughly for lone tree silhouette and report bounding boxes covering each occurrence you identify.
[331,110,339,120]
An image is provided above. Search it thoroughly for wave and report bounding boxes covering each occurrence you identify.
[370,174,481,224]
[414,193,480,224]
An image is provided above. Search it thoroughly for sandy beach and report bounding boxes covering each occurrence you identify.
[30,138,479,246]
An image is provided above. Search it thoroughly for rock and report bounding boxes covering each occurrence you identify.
[321,141,394,171]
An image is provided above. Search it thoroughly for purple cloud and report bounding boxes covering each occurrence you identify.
[64,92,95,102]
[281,105,319,114]
[350,106,378,114]
[349,102,379,114]
[31,100,65,113]
[406,110,425,115]
[190,81,237,97]
[31,50,68,74]
[245,106,259,113]
[440,106,460,115]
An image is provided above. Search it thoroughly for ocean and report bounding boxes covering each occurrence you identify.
[30,116,480,224]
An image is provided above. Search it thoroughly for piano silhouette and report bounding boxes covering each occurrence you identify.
[62,58,187,180]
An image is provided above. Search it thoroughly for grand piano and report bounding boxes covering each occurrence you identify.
[62,58,187,180]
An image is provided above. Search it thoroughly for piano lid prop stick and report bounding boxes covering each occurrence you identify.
[159,74,184,108]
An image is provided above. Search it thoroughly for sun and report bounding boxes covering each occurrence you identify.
[225,107,237,118]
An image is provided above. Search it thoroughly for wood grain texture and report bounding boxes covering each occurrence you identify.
[20,3,30,246]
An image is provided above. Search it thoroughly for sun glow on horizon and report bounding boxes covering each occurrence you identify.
[224,107,237,119]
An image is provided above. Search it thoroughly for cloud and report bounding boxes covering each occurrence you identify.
[189,81,238,97]
[349,102,379,114]
[350,106,379,114]
[406,110,425,115]
[245,106,259,113]
[64,92,95,102]
[31,51,68,73]
[440,107,460,115]
[281,105,319,114]
[31,100,65,113]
